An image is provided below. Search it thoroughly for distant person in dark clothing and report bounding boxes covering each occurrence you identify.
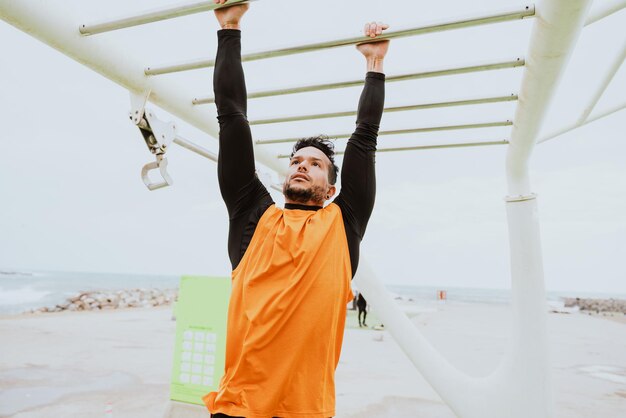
[357,293,368,327]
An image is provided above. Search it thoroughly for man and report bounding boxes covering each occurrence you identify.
[357,293,368,328]
[204,1,389,417]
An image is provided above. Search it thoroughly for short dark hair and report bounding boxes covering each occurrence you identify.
[290,135,339,185]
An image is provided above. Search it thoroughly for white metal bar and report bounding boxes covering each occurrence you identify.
[500,2,592,417]
[250,94,518,125]
[277,140,508,158]
[0,0,285,176]
[352,140,510,154]
[79,0,253,35]
[194,58,524,104]
[575,38,626,124]
[538,100,626,144]
[352,261,474,418]
[173,136,217,162]
[145,5,534,75]
[507,3,592,195]
[584,0,626,26]
[292,140,510,158]
[258,121,513,145]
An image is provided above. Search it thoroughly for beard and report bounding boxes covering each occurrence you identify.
[283,181,326,204]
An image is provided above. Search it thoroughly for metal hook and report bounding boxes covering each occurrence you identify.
[129,90,176,191]
[141,154,173,191]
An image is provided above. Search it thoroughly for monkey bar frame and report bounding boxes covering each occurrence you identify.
[1,1,622,418]
[142,4,534,75]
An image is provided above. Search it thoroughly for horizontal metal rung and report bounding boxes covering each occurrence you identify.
[79,0,253,35]
[250,94,518,125]
[343,140,510,154]
[195,58,524,104]
[257,121,513,145]
[145,4,534,75]
[277,140,509,158]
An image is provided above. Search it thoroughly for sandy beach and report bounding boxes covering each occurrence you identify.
[1,302,624,417]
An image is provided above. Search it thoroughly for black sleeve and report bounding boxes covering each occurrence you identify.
[334,72,385,277]
[214,29,273,270]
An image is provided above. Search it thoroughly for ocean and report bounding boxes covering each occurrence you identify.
[0,270,179,316]
[1,269,623,316]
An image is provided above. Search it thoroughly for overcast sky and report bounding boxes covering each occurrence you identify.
[1,0,624,294]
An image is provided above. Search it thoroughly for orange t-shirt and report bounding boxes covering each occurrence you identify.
[203,203,353,418]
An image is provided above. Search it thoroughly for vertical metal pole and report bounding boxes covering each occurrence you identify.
[504,0,592,416]
[357,1,594,417]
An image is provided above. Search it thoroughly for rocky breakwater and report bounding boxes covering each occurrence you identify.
[28,288,178,314]
[563,297,626,315]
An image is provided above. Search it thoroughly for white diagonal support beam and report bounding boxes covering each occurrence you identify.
[194,58,524,104]
[584,0,626,26]
[145,4,534,75]
[575,38,626,124]
[538,100,626,144]
[79,0,253,35]
[0,0,285,176]
[250,94,518,125]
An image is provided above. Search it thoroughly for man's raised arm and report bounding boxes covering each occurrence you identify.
[212,1,268,215]
[335,22,389,240]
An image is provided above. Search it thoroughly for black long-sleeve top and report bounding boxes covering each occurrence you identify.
[214,30,384,277]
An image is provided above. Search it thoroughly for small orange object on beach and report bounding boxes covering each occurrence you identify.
[437,290,447,301]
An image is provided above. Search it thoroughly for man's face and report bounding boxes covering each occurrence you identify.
[283,146,336,205]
